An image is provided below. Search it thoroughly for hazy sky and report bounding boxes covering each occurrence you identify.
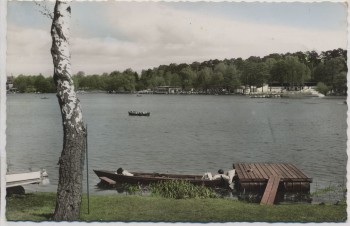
[7,1,348,76]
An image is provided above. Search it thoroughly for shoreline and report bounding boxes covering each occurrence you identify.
[6,192,347,222]
[6,90,347,98]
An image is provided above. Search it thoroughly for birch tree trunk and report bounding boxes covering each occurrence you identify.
[51,1,86,221]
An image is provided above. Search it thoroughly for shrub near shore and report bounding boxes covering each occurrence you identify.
[150,180,218,199]
[6,192,346,222]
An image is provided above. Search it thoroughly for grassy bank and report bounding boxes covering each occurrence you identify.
[6,192,347,222]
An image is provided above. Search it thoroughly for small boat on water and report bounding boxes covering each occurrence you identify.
[128,111,150,116]
[93,169,228,188]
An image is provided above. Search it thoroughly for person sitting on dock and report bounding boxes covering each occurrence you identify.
[212,169,230,180]
[116,167,134,176]
[214,169,236,190]
[202,169,235,189]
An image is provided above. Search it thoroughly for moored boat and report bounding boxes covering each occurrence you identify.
[93,169,228,188]
[128,111,150,116]
[6,169,49,188]
[6,170,49,195]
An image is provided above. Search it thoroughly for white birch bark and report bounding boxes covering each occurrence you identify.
[51,1,86,221]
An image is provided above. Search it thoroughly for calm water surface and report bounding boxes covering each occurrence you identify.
[6,94,347,195]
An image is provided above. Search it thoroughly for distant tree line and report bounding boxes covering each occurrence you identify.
[9,48,347,95]
[9,74,56,93]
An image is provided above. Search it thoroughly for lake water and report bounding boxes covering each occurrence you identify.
[6,93,347,197]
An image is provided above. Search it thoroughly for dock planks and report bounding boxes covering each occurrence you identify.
[260,175,281,205]
[234,163,312,183]
[234,163,312,205]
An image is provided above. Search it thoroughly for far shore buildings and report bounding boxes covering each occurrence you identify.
[153,82,319,95]
[241,82,318,94]
[153,86,182,94]
[6,76,17,93]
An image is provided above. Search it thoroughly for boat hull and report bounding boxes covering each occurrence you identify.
[94,170,225,187]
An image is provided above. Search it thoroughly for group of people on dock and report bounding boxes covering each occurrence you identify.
[115,167,236,189]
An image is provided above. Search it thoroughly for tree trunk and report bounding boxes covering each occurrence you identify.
[51,1,86,221]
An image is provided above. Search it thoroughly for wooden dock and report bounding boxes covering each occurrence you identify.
[234,163,312,205]
[6,171,42,188]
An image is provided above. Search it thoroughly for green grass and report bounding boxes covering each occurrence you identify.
[6,192,347,222]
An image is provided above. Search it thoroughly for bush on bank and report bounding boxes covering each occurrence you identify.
[150,180,218,199]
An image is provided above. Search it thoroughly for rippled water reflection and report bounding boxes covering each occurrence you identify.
[6,94,347,196]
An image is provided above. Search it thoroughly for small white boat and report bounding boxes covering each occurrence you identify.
[6,169,49,188]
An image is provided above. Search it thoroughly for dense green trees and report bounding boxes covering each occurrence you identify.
[12,74,55,93]
[9,48,347,95]
[316,82,330,96]
[313,56,347,93]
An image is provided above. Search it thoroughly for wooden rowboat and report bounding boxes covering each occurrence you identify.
[93,169,226,187]
[128,111,150,116]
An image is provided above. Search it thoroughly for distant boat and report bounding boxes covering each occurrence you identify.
[128,111,150,116]
[77,90,86,94]
[40,97,49,99]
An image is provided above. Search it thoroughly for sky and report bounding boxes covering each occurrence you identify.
[6,0,348,77]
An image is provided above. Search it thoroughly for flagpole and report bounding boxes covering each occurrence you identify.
[86,124,90,214]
